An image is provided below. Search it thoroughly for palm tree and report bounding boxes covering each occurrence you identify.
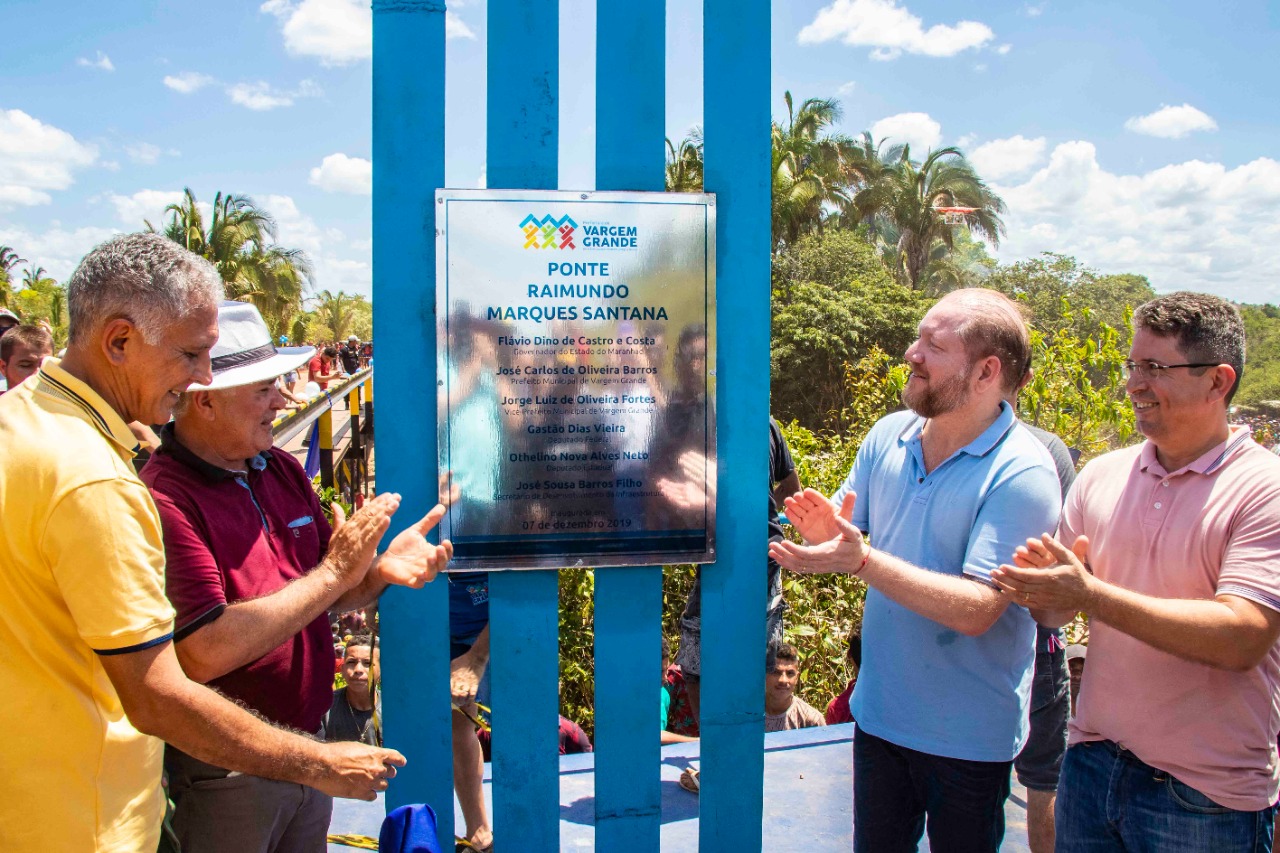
[0,246,26,304]
[248,246,314,340]
[22,265,52,289]
[665,130,704,192]
[770,92,857,251]
[830,132,906,232]
[312,290,361,342]
[148,188,313,321]
[853,146,1005,290]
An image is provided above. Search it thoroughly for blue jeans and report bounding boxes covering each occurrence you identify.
[1057,740,1276,852]
[853,727,1012,853]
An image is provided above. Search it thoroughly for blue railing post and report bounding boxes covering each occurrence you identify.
[371,0,454,842]
[592,2,666,851]
[699,0,772,849]
[486,1,562,850]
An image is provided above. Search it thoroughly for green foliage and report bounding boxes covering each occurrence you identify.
[1021,311,1137,461]
[306,290,370,343]
[986,253,1154,341]
[149,188,314,339]
[558,567,595,734]
[11,274,70,348]
[664,130,704,193]
[771,230,928,431]
[852,146,1006,290]
[1236,304,1280,407]
[312,480,354,523]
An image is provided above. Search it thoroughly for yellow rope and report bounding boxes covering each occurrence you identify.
[326,832,379,849]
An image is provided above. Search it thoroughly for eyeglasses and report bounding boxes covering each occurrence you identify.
[1122,360,1220,379]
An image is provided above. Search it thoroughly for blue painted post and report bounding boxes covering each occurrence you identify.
[370,0,454,842]
[486,1,561,850]
[592,2,665,851]
[700,0,772,849]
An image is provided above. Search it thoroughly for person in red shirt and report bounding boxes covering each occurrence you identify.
[825,631,860,726]
[308,345,342,389]
[142,302,452,852]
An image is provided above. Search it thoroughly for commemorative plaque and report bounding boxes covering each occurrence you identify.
[436,189,716,570]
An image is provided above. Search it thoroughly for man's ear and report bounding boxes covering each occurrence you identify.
[974,355,1002,391]
[100,318,139,367]
[1209,365,1237,405]
[185,390,218,419]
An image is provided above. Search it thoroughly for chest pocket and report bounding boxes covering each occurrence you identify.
[286,514,322,571]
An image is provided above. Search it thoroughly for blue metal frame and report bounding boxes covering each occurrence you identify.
[373,0,771,848]
[699,0,772,848]
[485,1,562,850]
[593,3,666,851]
[371,0,454,841]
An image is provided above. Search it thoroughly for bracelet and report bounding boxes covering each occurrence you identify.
[856,547,872,575]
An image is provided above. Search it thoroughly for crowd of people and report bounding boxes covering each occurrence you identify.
[2,233,1278,853]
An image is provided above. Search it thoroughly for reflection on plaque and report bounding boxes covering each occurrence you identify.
[437,189,717,570]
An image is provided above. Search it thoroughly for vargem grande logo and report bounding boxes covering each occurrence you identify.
[521,214,578,250]
[519,214,640,250]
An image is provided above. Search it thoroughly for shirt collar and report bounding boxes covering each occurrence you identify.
[34,358,141,456]
[1138,425,1253,477]
[156,421,273,482]
[898,399,1018,458]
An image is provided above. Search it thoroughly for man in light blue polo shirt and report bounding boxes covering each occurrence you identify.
[772,288,1061,853]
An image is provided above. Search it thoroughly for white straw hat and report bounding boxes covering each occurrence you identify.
[191,301,316,391]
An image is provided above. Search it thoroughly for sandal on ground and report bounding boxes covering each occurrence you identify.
[678,766,700,795]
[456,837,494,853]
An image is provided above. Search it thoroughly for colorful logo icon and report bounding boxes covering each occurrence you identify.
[521,214,577,250]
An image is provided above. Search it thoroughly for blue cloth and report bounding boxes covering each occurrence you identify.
[303,420,320,479]
[379,803,444,853]
[1057,740,1276,852]
[448,571,490,638]
[834,402,1061,762]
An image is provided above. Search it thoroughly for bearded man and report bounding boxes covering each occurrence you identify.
[770,288,1062,853]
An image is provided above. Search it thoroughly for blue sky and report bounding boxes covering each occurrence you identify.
[3,0,1278,302]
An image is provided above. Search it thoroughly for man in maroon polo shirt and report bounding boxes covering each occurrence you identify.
[141,301,451,853]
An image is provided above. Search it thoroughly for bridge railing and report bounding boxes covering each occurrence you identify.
[271,367,374,499]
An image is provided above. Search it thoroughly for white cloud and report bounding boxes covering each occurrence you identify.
[955,133,978,149]
[125,143,162,165]
[261,0,372,65]
[77,51,115,72]
[997,43,1012,55]
[870,112,941,153]
[260,0,475,64]
[993,142,1280,301]
[309,153,372,195]
[798,0,993,60]
[969,135,1046,180]
[1023,2,1047,16]
[263,194,372,298]
[227,79,322,111]
[163,71,215,94]
[0,109,98,210]
[105,189,192,228]
[0,224,117,283]
[446,12,476,40]
[1124,103,1218,139]
[837,80,857,96]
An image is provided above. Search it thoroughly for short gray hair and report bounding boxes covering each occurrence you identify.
[67,233,225,345]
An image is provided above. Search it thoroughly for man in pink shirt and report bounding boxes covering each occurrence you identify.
[994,291,1280,852]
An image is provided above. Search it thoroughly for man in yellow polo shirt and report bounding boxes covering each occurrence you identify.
[0,233,425,852]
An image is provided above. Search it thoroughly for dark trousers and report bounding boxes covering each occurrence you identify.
[853,726,1012,853]
[166,747,333,853]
